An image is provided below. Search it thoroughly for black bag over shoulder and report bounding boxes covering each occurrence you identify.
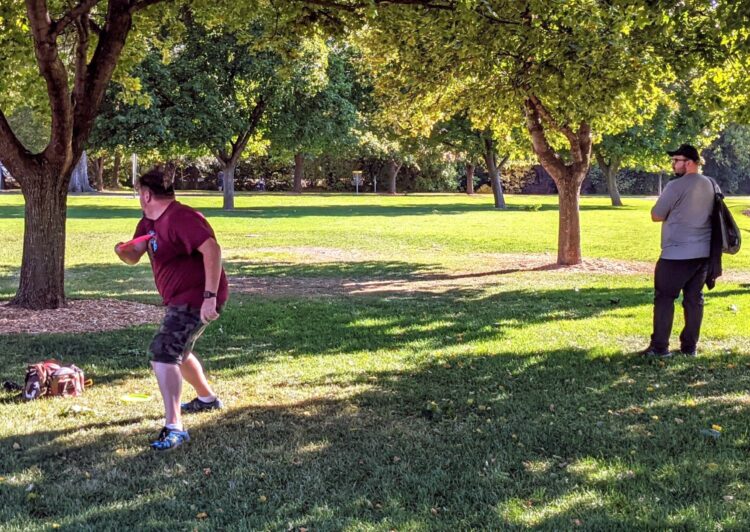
[711,180,741,255]
[706,180,742,289]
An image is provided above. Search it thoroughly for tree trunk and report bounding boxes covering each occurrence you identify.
[387,159,401,194]
[465,162,475,194]
[93,156,105,191]
[556,175,584,265]
[68,151,94,193]
[524,96,592,265]
[108,150,122,189]
[594,150,622,206]
[293,153,304,193]
[223,163,236,210]
[11,171,68,309]
[483,138,506,209]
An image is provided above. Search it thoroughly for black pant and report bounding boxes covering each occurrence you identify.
[650,257,709,352]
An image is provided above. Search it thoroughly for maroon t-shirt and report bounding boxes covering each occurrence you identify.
[135,201,228,309]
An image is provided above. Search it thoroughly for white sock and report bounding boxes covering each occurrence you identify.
[165,423,183,431]
[199,395,217,403]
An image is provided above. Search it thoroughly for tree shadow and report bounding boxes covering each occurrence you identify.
[2,348,749,528]
[0,198,634,223]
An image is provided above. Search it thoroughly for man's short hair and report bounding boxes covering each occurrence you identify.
[138,169,175,197]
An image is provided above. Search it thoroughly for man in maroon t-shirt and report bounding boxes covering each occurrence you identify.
[115,169,229,451]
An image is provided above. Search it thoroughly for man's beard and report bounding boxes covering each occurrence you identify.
[674,171,686,177]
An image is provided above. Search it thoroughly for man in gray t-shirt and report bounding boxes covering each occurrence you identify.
[642,144,715,358]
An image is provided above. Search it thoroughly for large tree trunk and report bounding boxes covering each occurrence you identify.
[293,153,304,193]
[594,150,622,206]
[11,170,68,309]
[556,176,583,265]
[465,162,475,194]
[483,136,506,209]
[386,159,401,194]
[524,96,592,265]
[68,151,94,193]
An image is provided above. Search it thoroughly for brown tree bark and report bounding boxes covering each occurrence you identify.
[93,156,104,191]
[13,166,68,308]
[465,162,475,194]
[293,152,304,193]
[482,134,507,209]
[594,149,623,206]
[524,95,592,265]
[109,149,122,189]
[386,158,401,194]
[0,0,162,308]
[216,99,266,209]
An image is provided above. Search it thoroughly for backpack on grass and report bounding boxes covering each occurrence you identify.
[23,360,85,400]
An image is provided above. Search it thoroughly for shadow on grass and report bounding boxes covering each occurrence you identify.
[1,349,749,528]
[0,199,634,223]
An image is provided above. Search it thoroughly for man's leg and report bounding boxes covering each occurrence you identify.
[679,258,709,354]
[180,352,216,399]
[147,306,202,450]
[179,322,224,413]
[152,361,183,429]
[650,259,683,352]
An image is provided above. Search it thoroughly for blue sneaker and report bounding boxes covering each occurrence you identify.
[181,397,224,413]
[150,427,190,451]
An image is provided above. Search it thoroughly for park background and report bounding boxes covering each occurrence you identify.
[2,1,750,530]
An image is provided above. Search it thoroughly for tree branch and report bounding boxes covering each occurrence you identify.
[297,0,455,12]
[72,0,136,157]
[526,94,587,164]
[73,17,90,110]
[0,107,35,182]
[131,0,166,12]
[26,0,73,162]
[523,98,566,181]
[51,0,100,38]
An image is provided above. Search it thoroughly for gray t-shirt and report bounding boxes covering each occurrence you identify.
[651,173,715,260]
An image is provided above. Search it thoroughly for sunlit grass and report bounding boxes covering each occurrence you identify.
[1,192,750,529]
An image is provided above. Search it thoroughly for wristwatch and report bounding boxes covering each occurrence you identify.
[203,291,217,299]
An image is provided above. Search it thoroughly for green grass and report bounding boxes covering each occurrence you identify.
[1,191,750,530]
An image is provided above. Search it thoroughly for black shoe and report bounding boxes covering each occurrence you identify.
[679,348,697,357]
[640,347,672,359]
[181,397,224,413]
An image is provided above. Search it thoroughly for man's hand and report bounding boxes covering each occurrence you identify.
[201,297,219,324]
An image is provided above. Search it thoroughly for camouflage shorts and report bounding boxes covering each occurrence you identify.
[149,306,209,365]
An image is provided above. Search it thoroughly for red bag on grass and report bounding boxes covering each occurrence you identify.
[23,360,85,400]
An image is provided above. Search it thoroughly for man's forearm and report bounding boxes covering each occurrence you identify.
[115,244,145,264]
[199,239,222,293]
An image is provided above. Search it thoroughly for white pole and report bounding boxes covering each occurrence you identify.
[373,175,377,194]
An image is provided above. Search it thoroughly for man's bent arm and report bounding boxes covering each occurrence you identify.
[115,241,147,265]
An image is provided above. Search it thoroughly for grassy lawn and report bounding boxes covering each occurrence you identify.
[1,191,750,530]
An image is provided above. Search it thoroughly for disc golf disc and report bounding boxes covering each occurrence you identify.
[121,393,152,402]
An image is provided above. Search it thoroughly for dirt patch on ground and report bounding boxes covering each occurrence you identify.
[228,255,656,298]
[0,299,163,335]
[1,254,746,334]
[253,247,382,262]
[743,209,750,218]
